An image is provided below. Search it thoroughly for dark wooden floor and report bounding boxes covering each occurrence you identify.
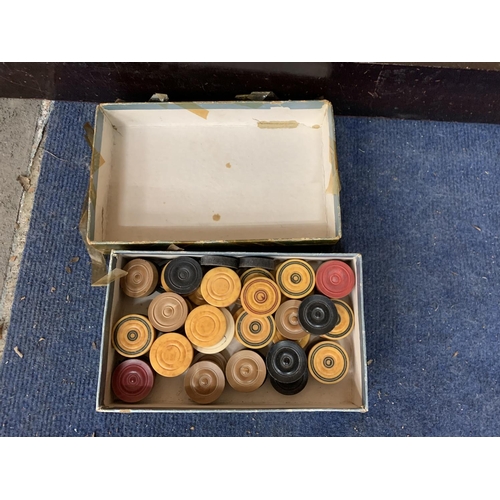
[1,62,500,124]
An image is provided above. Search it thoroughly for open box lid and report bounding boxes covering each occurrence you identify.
[87,100,341,252]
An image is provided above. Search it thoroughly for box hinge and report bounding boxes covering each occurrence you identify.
[235,91,277,101]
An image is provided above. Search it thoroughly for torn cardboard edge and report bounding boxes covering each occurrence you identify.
[328,144,340,196]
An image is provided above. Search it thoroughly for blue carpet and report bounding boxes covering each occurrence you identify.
[1,102,499,436]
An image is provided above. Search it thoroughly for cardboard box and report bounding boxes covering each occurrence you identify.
[97,251,367,412]
[87,100,341,252]
[89,99,367,412]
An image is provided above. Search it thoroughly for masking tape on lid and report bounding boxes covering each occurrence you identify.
[327,144,340,195]
[84,122,105,176]
[81,122,127,286]
[78,190,127,287]
[327,106,341,195]
[175,102,209,120]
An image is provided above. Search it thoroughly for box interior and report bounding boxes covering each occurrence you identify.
[98,252,366,412]
[90,101,340,244]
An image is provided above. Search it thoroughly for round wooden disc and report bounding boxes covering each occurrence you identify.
[226,350,266,392]
[160,262,173,292]
[235,311,275,349]
[308,341,349,384]
[200,267,241,307]
[297,334,311,350]
[184,360,225,404]
[112,314,156,358]
[275,259,315,299]
[239,257,275,271]
[200,255,239,269]
[120,259,159,298]
[298,295,339,335]
[195,307,235,354]
[187,287,207,306]
[272,329,287,344]
[316,260,355,298]
[147,292,188,332]
[185,305,227,347]
[270,369,308,396]
[193,352,227,372]
[273,329,310,349]
[240,278,281,317]
[321,300,355,340]
[280,293,290,305]
[240,267,275,285]
[266,340,307,384]
[112,359,155,403]
[149,333,193,377]
[164,257,203,295]
[275,300,308,340]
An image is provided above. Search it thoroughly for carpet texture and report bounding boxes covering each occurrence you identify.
[0,101,499,436]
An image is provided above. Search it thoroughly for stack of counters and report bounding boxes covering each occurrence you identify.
[270,369,308,396]
[266,340,308,386]
[120,259,159,298]
[147,292,188,333]
[184,305,227,349]
[200,267,241,307]
[240,267,274,285]
[308,341,349,384]
[275,259,315,299]
[195,307,235,354]
[239,256,275,271]
[112,359,155,403]
[316,260,355,298]
[321,300,355,341]
[273,329,310,350]
[225,350,267,393]
[235,310,275,350]
[184,360,225,404]
[112,314,156,358]
[187,287,207,307]
[240,277,281,317]
[163,257,203,295]
[200,255,239,269]
[275,300,308,341]
[192,352,228,372]
[298,295,339,336]
[149,333,193,377]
